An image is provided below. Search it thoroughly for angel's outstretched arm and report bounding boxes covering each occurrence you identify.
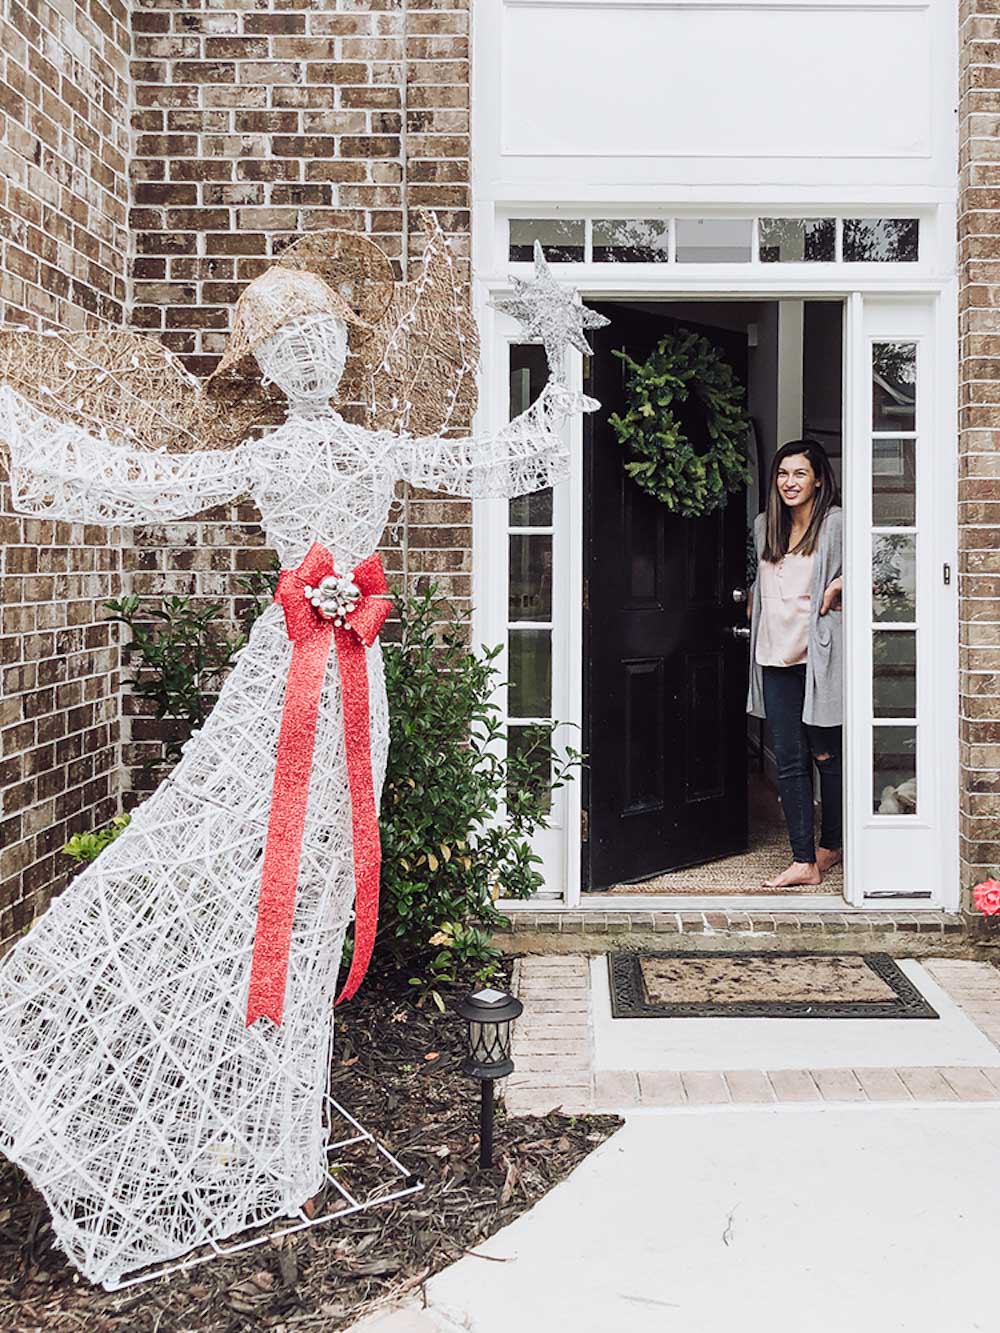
[0,386,255,525]
[394,380,597,500]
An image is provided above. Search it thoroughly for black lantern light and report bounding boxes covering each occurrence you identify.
[456,987,523,1169]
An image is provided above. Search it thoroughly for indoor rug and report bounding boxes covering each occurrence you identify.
[608,952,939,1019]
[607,777,841,896]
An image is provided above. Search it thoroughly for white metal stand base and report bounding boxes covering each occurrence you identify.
[103,1097,424,1292]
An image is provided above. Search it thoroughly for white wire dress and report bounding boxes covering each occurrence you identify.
[0,314,593,1287]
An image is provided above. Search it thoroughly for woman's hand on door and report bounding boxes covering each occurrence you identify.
[820,575,843,615]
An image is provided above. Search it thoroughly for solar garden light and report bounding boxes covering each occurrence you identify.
[456,987,523,1170]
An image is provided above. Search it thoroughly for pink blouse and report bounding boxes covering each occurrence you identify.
[755,552,815,667]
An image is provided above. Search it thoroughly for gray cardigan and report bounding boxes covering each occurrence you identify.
[746,506,844,727]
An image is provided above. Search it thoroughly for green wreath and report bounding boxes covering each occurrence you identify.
[609,330,751,518]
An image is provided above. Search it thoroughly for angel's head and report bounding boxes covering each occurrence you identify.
[254,312,350,403]
[207,267,373,407]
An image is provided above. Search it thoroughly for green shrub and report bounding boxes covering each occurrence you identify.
[106,565,280,764]
[63,814,130,865]
[106,594,247,759]
[235,563,280,638]
[380,587,578,1003]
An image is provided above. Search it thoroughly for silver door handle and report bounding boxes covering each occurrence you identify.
[727,626,751,640]
[731,588,748,604]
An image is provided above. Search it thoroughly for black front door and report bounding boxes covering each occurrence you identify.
[584,306,750,890]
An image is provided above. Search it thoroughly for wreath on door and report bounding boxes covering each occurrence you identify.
[609,330,752,518]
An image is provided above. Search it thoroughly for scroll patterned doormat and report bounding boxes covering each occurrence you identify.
[608,952,940,1019]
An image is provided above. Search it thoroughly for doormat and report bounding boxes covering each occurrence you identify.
[608,952,939,1019]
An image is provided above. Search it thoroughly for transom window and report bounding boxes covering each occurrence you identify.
[507,217,919,265]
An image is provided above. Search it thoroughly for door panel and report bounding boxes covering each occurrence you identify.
[623,658,665,813]
[625,486,663,606]
[584,306,750,890]
[685,652,725,801]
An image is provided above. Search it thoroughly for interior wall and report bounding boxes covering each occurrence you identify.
[751,302,780,503]
[803,301,845,492]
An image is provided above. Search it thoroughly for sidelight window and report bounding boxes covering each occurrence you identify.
[507,344,556,806]
[870,340,918,816]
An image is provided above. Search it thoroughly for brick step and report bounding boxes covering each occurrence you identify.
[498,909,984,958]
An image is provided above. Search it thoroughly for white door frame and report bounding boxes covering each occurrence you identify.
[473,273,959,913]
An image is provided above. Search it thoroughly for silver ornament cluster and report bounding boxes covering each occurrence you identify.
[304,574,362,626]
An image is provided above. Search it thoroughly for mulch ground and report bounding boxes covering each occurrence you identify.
[0,961,621,1332]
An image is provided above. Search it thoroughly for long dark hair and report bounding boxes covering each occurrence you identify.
[762,438,839,563]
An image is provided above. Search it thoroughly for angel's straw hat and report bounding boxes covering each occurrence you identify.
[208,268,374,386]
[277,229,394,326]
[208,230,395,387]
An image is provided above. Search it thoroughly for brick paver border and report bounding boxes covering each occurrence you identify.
[504,955,1000,1116]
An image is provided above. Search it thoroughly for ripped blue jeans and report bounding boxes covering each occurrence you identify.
[762,664,842,864]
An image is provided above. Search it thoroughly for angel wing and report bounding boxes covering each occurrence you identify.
[341,212,480,438]
[0,328,274,455]
[0,216,477,457]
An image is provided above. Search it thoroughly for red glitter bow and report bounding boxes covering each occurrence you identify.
[246,542,391,1027]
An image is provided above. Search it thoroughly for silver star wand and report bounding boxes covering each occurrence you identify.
[489,241,610,382]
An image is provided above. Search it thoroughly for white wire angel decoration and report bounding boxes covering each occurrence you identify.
[0,220,602,1287]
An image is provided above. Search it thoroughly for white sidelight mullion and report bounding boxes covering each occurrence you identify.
[843,292,867,905]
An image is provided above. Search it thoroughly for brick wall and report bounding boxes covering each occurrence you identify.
[0,0,130,947]
[0,0,130,327]
[120,0,472,798]
[959,0,1000,900]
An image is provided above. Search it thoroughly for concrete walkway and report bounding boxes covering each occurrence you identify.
[351,956,1000,1333]
[417,1105,1000,1333]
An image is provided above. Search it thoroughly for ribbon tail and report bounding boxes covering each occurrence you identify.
[334,626,381,1005]
[246,630,334,1026]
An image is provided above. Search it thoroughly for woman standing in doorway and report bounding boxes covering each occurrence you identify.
[747,439,844,889]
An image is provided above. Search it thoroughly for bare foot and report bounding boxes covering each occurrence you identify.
[816,847,843,874]
[762,860,822,889]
